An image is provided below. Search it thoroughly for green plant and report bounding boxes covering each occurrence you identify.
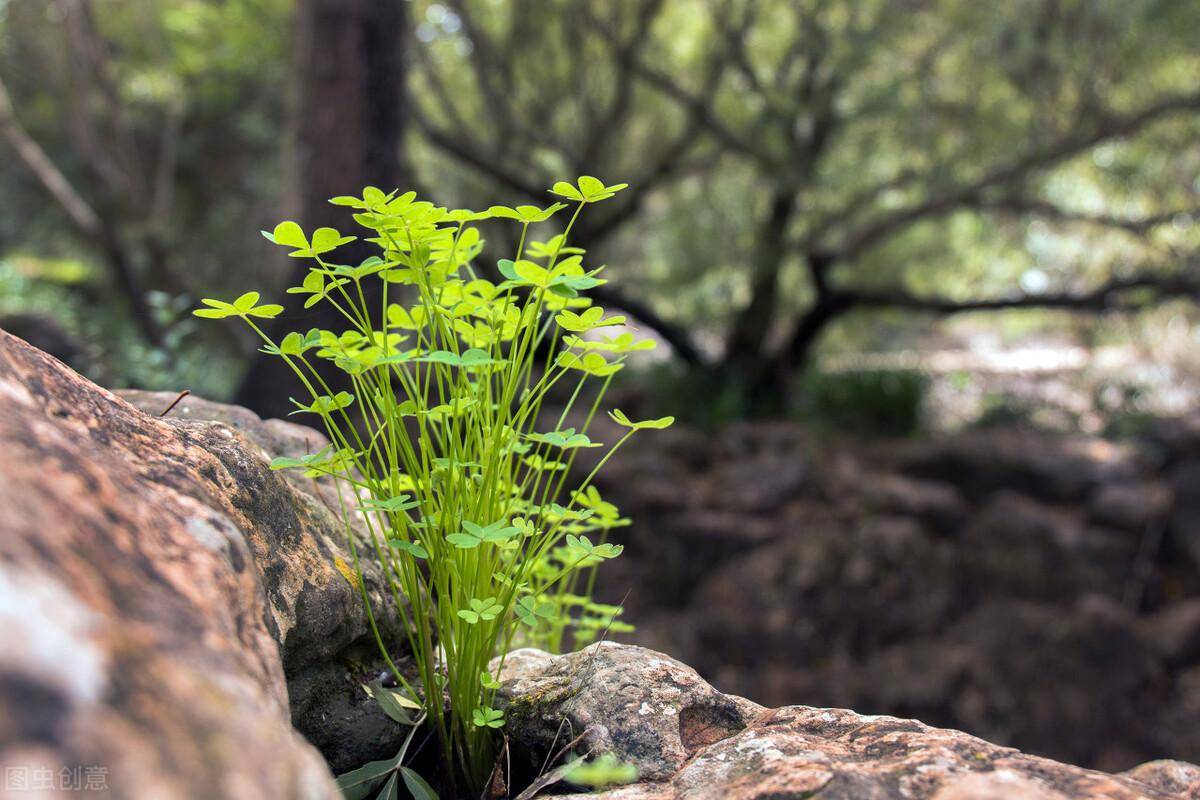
[195,177,671,797]
[797,368,928,437]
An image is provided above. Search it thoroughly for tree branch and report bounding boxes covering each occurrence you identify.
[0,72,165,348]
[0,74,102,236]
[838,269,1200,315]
[976,198,1197,235]
[832,89,1200,260]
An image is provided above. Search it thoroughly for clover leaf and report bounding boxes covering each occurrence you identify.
[457,597,503,624]
[194,291,284,320]
[515,595,556,627]
[446,520,520,549]
[487,202,567,222]
[549,176,629,203]
[472,707,505,729]
[555,306,626,332]
[412,348,503,368]
[362,494,420,513]
[608,408,675,430]
[525,428,602,449]
[289,391,355,415]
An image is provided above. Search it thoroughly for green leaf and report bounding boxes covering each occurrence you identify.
[363,495,420,513]
[290,391,355,415]
[445,533,481,549]
[364,680,421,725]
[488,203,567,223]
[374,772,399,800]
[336,755,398,800]
[233,291,261,311]
[550,176,628,203]
[268,220,308,249]
[193,298,237,319]
[412,349,502,368]
[608,409,675,430]
[472,707,504,728]
[389,539,429,559]
[400,767,439,800]
[515,595,556,627]
[556,306,626,332]
[525,428,602,449]
[576,175,606,197]
[497,259,520,281]
[310,226,357,255]
[549,180,583,201]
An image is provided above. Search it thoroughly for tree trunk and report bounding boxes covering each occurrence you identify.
[235,0,410,418]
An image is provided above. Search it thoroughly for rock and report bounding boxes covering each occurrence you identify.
[1137,600,1200,667]
[496,644,762,782]
[858,473,968,533]
[115,389,409,775]
[707,456,807,513]
[1088,482,1172,532]
[962,492,1129,601]
[0,329,415,795]
[682,511,958,706]
[1169,457,1200,570]
[895,429,1141,503]
[1122,760,1200,797]
[498,643,1183,800]
[0,329,341,798]
[0,312,94,377]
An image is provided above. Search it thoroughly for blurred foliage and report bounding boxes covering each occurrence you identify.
[1,0,1198,421]
[797,368,930,437]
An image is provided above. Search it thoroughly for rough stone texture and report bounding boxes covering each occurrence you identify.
[113,390,409,775]
[1121,761,1200,797]
[593,416,1200,771]
[497,644,762,782]
[498,643,1191,800]
[0,329,398,797]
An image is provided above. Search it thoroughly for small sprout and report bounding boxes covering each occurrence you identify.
[196,181,670,795]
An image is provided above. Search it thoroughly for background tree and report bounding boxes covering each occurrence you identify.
[409,0,1200,411]
[233,0,411,418]
[0,0,289,390]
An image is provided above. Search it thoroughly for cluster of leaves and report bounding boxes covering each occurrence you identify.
[195,177,670,797]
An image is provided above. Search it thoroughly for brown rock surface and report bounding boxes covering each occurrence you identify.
[595,417,1200,771]
[0,330,382,797]
[498,643,1195,800]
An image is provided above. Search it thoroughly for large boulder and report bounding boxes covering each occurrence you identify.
[115,390,409,773]
[497,643,1194,800]
[0,330,402,797]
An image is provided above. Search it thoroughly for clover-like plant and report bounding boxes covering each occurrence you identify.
[195,177,671,797]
